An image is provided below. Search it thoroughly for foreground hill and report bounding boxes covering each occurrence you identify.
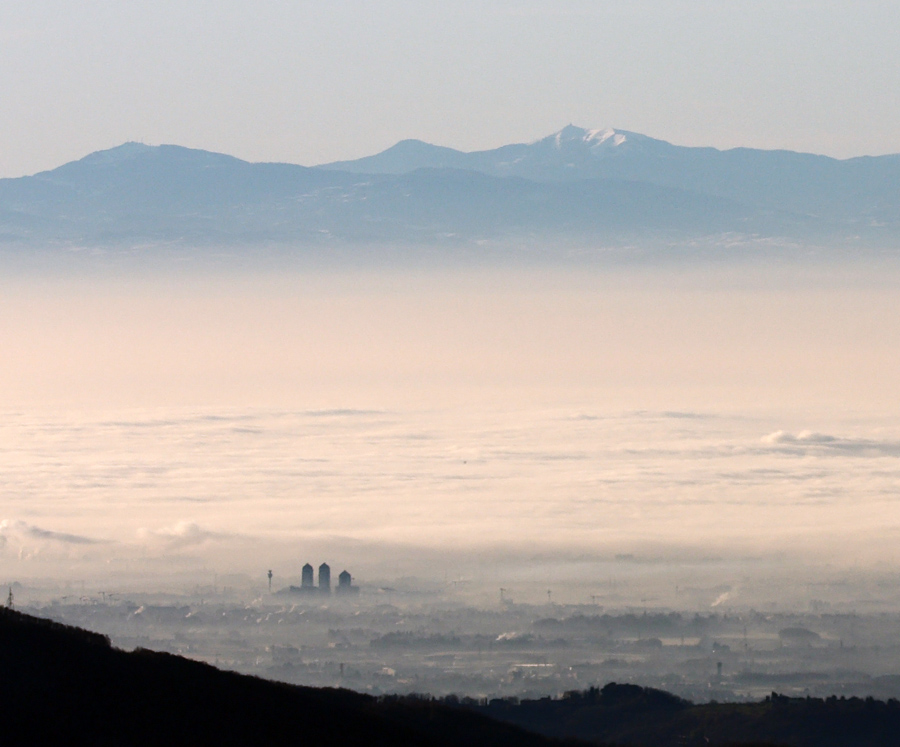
[463,683,900,747]
[8,606,900,746]
[11,605,899,746]
[1,126,898,249]
[0,607,569,747]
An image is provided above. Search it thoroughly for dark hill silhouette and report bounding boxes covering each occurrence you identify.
[8,606,888,746]
[460,683,900,747]
[0,607,573,747]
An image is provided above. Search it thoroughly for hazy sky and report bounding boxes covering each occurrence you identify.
[2,0,899,178]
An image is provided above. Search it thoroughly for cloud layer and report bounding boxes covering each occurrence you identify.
[2,264,899,583]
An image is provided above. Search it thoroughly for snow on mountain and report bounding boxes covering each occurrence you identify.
[542,124,626,149]
[533,124,673,160]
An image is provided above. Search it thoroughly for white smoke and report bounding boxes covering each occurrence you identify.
[711,590,734,608]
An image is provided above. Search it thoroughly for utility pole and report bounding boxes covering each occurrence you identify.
[6,587,13,609]
[267,570,273,592]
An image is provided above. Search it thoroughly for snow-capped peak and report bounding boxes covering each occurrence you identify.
[584,128,627,148]
[542,125,629,152]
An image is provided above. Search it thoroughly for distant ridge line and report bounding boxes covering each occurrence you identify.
[1,124,898,249]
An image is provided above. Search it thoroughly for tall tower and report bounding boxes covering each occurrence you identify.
[318,563,331,593]
[336,570,359,595]
[301,563,314,589]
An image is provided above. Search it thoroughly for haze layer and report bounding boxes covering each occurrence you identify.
[2,258,899,590]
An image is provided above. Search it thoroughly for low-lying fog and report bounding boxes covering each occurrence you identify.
[2,249,900,612]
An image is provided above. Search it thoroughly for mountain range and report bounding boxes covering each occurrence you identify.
[1,126,898,250]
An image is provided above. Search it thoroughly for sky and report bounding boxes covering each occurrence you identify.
[2,0,900,178]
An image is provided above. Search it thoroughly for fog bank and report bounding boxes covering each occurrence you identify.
[2,256,899,593]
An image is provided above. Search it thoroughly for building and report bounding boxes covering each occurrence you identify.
[282,561,358,597]
[318,562,331,593]
[336,570,360,596]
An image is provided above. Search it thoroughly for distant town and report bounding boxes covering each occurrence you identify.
[281,563,359,596]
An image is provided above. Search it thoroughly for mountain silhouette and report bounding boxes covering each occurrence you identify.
[6,606,900,746]
[322,125,900,226]
[1,126,898,248]
[0,607,573,747]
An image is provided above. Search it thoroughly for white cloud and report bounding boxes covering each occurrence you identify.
[761,431,900,455]
[138,521,229,549]
[762,430,836,444]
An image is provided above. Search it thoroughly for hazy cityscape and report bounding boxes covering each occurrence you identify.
[10,559,900,705]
